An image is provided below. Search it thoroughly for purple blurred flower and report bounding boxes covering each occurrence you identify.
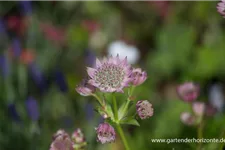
[176,82,200,102]
[76,78,96,96]
[8,103,20,122]
[19,1,32,15]
[136,100,154,119]
[95,123,116,144]
[217,0,225,18]
[25,97,39,121]
[29,63,47,92]
[12,38,21,57]
[50,129,73,150]
[0,19,6,34]
[87,55,133,93]
[0,55,9,77]
[85,49,96,67]
[131,68,147,86]
[85,103,94,121]
[61,116,73,128]
[54,69,68,93]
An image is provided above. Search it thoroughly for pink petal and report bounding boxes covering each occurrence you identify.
[88,79,100,87]
[120,56,128,67]
[87,67,96,78]
[96,58,102,68]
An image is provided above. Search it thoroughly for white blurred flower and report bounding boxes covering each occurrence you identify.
[209,83,224,112]
[107,41,140,64]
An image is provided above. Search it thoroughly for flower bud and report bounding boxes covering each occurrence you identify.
[72,128,87,149]
[96,123,116,144]
[50,129,73,150]
[180,112,195,126]
[136,100,154,119]
[176,82,200,102]
[76,79,96,96]
[131,68,147,86]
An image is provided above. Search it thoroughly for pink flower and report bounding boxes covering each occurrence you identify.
[40,23,65,45]
[76,78,96,96]
[192,102,205,117]
[217,0,225,17]
[96,123,116,144]
[176,82,200,102]
[131,68,147,86]
[87,55,133,93]
[180,112,195,126]
[50,129,73,150]
[136,100,154,119]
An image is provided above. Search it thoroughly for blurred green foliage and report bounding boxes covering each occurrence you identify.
[0,1,225,150]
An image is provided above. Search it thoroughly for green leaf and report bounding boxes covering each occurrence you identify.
[118,100,127,120]
[120,116,140,126]
[105,103,114,121]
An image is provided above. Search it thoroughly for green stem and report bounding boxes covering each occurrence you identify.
[128,86,135,98]
[116,124,130,150]
[112,93,118,121]
[92,94,104,107]
[119,100,130,120]
[119,86,136,120]
[219,130,225,150]
[197,122,203,150]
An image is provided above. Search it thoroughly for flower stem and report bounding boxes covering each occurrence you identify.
[219,130,225,150]
[119,99,131,120]
[128,86,135,98]
[116,123,130,150]
[120,86,136,118]
[112,93,118,121]
[197,121,203,150]
[92,94,104,107]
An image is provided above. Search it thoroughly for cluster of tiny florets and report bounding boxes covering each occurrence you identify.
[96,123,116,144]
[136,100,154,119]
[76,55,147,95]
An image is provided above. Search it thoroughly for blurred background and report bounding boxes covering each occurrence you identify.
[0,1,225,150]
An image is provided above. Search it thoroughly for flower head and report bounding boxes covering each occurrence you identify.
[87,55,132,93]
[131,68,147,86]
[136,100,154,119]
[176,82,200,102]
[76,78,96,96]
[96,123,116,144]
[192,102,205,117]
[71,128,87,149]
[180,112,195,126]
[72,128,85,144]
[50,129,73,150]
[217,0,225,18]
